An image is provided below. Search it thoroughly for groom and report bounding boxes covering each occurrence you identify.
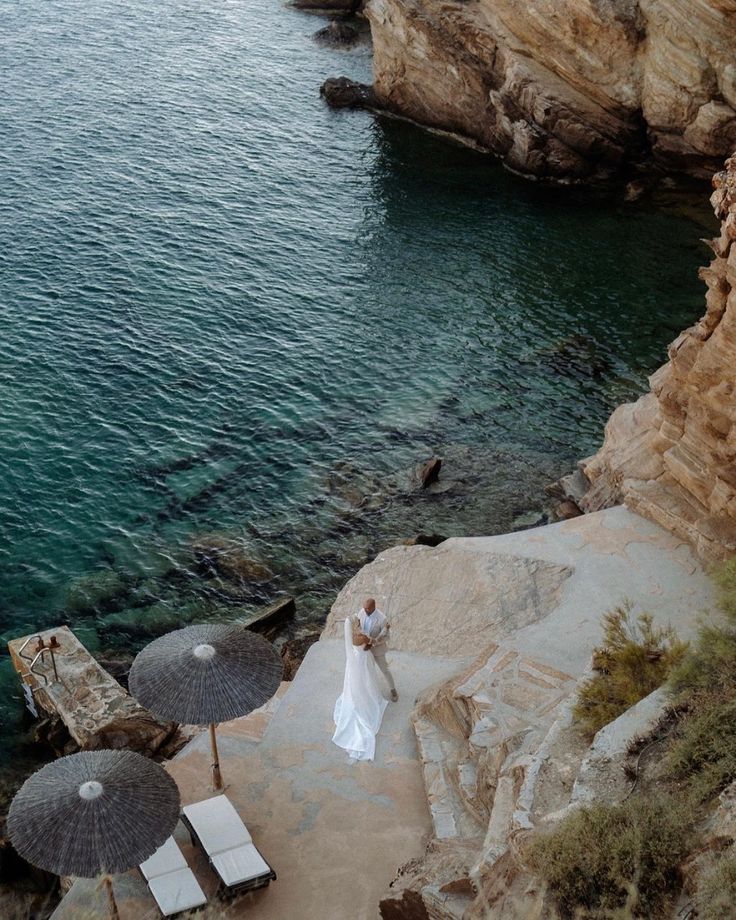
[358,597,398,702]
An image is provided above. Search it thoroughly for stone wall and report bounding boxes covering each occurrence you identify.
[366,0,736,182]
[578,153,736,560]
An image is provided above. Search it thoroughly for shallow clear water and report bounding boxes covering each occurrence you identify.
[0,0,715,786]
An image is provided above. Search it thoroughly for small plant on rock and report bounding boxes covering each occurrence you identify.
[573,602,687,737]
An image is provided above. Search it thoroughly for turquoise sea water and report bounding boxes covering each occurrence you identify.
[0,0,716,787]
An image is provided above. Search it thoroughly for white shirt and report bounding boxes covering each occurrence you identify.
[358,607,389,643]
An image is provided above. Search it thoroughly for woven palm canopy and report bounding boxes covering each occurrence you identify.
[128,623,283,725]
[8,749,180,877]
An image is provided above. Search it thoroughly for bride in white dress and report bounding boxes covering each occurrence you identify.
[332,614,388,761]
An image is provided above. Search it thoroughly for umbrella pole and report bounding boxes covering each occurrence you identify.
[209,722,224,791]
[103,875,120,920]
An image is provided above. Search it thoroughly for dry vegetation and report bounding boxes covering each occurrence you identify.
[695,852,736,920]
[572,602,687,737]
[525,559,736,919]
[527,794,694,918]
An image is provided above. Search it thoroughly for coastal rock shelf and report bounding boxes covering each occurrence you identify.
[365,0,736,182]
[7,626,174,755]
[579,154,736,559]
[323,548,573,657]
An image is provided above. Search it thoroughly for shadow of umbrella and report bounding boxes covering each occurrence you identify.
[128,623,283,791]
[8,749,180,919]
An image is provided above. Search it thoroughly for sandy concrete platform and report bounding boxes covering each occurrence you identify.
[53,643,471,920]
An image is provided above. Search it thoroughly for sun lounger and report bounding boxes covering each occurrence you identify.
[140,835,208,917]
[182,795,276,896]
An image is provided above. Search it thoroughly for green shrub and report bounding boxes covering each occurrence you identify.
[573,603,687,737]
[526,794,695,919]
[695,853,736,920]
[665,558,736,803]
[668,622,736,699]
[666,693,736,803]
[669,557,736,700]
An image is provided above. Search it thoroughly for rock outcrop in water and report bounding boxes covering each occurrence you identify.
[365,0,736,182]
[576,153,736,559]
[321,76,378,108]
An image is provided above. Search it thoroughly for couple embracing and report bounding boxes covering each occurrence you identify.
[332,598,398,761]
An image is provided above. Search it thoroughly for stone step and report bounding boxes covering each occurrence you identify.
[414,643,578,849]
[513,693,588,831]
[452,644,577,758]
[413,716,486,841]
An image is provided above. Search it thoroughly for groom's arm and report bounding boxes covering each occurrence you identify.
[373,612,390,643]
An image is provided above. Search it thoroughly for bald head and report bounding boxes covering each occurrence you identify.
[363,598,376,614]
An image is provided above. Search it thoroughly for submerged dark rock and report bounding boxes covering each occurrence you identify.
[320,77,378,110]
[314,20,360,47]
[191,533,274,583]
[98,599,208,641]
[418,456,442,489]
[65,569,127,616]
[535,333,612,382]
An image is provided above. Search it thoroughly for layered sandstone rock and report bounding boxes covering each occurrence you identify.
[366,0,736,182]
[578,154,736,559]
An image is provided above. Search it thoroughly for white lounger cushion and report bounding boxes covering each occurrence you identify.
[183,795,252,856]
[140,837,188,881]
[147,867,207,917]
[211,843,271,887]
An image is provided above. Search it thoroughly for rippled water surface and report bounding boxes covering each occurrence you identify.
[0,0,716,783]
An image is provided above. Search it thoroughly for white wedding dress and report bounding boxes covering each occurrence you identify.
[332,617,388,761]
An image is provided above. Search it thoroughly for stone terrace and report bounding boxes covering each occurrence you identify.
[52,644,471,920]
[52,507,715,919]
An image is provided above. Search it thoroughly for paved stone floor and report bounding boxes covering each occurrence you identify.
[53,644,472,920]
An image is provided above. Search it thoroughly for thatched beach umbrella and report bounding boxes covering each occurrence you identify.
[8,749,180,919]
[128,623,283,790]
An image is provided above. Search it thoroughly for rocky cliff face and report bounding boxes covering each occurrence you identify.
[366,0,736,182]
[578,153,736,559]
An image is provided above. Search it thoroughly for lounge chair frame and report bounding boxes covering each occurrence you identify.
[181,796,276,898]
